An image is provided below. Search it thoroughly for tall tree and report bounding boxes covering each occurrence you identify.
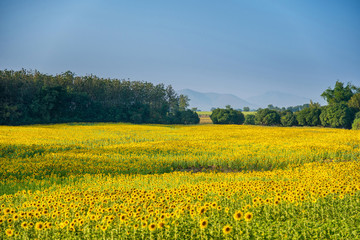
[321,81,359,105]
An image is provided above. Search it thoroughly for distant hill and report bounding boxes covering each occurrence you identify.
[245,91,310,108]
[177,89,258,111]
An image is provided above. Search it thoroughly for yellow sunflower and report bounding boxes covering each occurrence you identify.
[222,225,232,235]
[244,212,253,222]
[233,210,243,221]
[199,219,208,229]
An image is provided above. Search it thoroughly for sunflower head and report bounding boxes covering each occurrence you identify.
[5,229,14,237]
[35,222,44,231]
[199,219,208,229]
[21,222,28,229]
[222,225,232,235]
[233,210,243,221]
[244,212,253,222]
[148,223,156,231]
[158,222,165,229]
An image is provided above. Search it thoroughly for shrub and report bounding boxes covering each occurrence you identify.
[348,93,360,112]
[352,118,360,130]
[180,110,200,124]
[296,107,321,126]
[281,111,297,127]
[320,103,354,129]
[255,109,281,126]
[355,111,360,120]
[210,108,245,124]
[244,114,255,125]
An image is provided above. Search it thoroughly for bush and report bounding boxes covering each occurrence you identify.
[348,93,360,112]
[180,110,200,124]
[255,109,281,126]
[352,118,360,130]
[296,106,321,126]
[210,108,245,124]
[281,111,297,127]
[244,114,255,125]
[355,111,360,120]
[320,103,354,129]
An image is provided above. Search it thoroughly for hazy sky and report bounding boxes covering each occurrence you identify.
[1,0,359,103]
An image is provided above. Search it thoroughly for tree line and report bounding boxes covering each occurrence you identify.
[211,81,360,129]
[0,69,199,125]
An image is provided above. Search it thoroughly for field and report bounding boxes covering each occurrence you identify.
[1,123,360,239]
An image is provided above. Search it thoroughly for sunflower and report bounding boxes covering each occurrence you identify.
[244,212,253,222]
[120,214,127,222]
[222,225,232,235]
[12,214,19,221]
[199,219,208,229]
[35,222,44,231]
[134,223,139,230]
[100,225,107,231]
[5,229,14,237]
[198,206,206,215]
[3,208,10,215]
[233,210,243,221]
[148,223,156,231]
[158,221,165,229]
[21,221,28,229]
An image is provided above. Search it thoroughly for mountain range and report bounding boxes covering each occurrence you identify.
[177,89,311,111]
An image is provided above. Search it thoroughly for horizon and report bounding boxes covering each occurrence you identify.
[1,0,359,104]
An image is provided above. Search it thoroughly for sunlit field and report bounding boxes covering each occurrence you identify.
[1,123,360,239]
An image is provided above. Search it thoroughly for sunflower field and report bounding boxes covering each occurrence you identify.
[1,123,360,239]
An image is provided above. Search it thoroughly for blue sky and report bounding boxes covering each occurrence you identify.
[1,0,359,103]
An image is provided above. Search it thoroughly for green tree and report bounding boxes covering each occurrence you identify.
[210,107,245,124]
[180,110,200,124]
[319,103,354,129]
[179,94,190,111]
[255,109,281,126]
[281,111,297,127]
[243,106,250,112]
[244,114,255,125]
[348,93,360,112]
[352,118,360,130]
[296,103,322,126]
[321,81,359,104]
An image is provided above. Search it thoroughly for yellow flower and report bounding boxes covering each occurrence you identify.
[5,229,14,237]
[233,210,243,221]
[21,221,28,229]
[35,222,44,231]
[158,221,165,229]
[244,212,253,222]
[199,219,208,229]
[222,225,232,235]
[148,223,156,231]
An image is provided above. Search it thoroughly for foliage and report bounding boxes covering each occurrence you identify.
[0,69,197,125]
[348,93,360,112]
[280,111,297,127]
[286,103,310,112]
[244,114,255,125]
[352,118,360,130]
[320,103,354,129]
[180,109,200,124]
[355,111,360,120]
[321,81,359,105]
[210,107,245,124]
[296,103,322,126]
[255,109,281,126]
[243,106,250,112]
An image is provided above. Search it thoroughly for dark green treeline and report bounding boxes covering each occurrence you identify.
[0,69,199,125]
